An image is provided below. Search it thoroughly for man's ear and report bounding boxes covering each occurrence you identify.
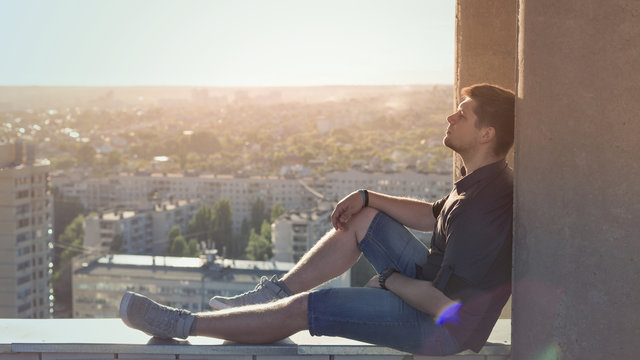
[479,126,496,144]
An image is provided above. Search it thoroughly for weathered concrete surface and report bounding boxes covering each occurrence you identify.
[0,318,511,359]
[454,0,518,180]
[454,0,517,320]
[513,1,640,359]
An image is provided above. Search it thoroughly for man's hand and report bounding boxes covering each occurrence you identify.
[331,191,364,231]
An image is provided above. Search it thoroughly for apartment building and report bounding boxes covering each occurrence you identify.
[63,173,316,234]
[83,199,201,256]
[0,140,52,318]
[272,202,333,263]
[317,169,452,202]
[55,169,452,237]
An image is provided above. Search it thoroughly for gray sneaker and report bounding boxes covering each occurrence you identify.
[120,291,195,339]
[209,275,290,310]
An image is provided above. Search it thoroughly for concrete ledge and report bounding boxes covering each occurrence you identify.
[0,319,510,359]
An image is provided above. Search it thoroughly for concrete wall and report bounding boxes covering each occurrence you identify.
[454,0,518,179]
[513,1,640,359]
[454,0,517,319]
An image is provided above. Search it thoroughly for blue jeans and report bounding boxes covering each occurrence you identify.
[307,211,461,355]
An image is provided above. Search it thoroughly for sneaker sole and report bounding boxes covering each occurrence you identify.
[119,291,134,326]
[208,298,232,310]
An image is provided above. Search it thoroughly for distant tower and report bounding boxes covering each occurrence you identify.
[0,140,53,318]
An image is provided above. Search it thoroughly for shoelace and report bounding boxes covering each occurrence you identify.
[147,302,191,325]
[227,276,273,301]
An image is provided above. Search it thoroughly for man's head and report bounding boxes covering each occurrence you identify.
[444,84,515,159]
[459,83,515,157]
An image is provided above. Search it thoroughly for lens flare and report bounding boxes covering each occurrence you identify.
[436,301,461,325]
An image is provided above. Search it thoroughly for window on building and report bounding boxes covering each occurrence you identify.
[17,274,31,286]
[17,260,30,271]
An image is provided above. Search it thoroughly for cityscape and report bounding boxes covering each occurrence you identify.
[0,84,455,319]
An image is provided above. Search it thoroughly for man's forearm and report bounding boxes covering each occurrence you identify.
[367,190,435,231]
[384,272,457,319]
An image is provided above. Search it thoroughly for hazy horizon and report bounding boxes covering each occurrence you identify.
[0,0,455,87]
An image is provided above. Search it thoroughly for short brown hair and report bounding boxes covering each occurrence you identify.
[461,84,515,156]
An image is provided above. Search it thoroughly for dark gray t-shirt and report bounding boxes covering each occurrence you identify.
[420,160,513,352]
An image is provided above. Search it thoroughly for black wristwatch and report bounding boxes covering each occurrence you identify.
[379,268,397,290]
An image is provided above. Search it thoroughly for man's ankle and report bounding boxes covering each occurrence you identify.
[189,316,199,336]
[276,279,293,296]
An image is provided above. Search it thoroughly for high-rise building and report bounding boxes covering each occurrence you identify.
[0,140,52,318]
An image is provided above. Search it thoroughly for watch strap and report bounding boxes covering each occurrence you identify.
[379,268,397,290]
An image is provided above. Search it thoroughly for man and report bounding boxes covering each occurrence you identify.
[119,83,515,356]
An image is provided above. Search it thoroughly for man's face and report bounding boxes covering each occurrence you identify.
[443,97,482,155]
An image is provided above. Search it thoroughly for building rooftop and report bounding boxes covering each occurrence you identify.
[0,318,510,359]
[90,254,296,272]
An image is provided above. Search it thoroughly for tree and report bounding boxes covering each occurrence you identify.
[240,217,251,240]
[52,214,85,317]
[270,202,285,222]
[168,235,187,256]
[56,214,85,266]
[167,225,182,255]
[235,217,251,259]
[76,143,96,166]
[167,226,200,257]
[168,225,181,243]
[250,198,267,233]
[260,219,272,242]
[110,233,123,253]
[189,131,221,155]
[187,238,200,257]
[212,199,234,256]
[186,206,214,248]
[245,229,273,261]
[106,150,122,167]
[52,187,85,263]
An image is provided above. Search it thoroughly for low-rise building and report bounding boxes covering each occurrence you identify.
[272,202,333,264]
[83,199,201,256]
[55,169,452,238]
[71,254,304,318]
[317,169,451,202]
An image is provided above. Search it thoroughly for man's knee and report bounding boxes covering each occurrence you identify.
[353,207,378,243]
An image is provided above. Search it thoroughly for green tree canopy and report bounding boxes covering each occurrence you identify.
[168,235,187,256]
[57,214,85,265]
[168,225,182,243]
[189,130,221,155]
[250,198,267,233]
[245,229,273,261]
[167,227,200,257]
[187,238,199,257]
[186,205,214,247]
[76,143,96,166]
[51,214,85,317]
[260,219,272,242]
[270,202,284,222]
[212,199,234,256]
[110,233,123,253]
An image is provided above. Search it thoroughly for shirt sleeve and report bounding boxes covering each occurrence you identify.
[432,194,449,219]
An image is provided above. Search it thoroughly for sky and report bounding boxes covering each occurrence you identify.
[0,0,455,87]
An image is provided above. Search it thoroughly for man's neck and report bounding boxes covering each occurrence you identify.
[460,151,504,175]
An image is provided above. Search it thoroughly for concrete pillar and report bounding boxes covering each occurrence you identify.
[513,1,640,359]
[454,0,518,179]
